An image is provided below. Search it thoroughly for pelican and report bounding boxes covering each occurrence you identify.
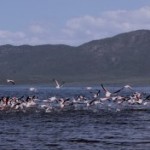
[7,79,15,85]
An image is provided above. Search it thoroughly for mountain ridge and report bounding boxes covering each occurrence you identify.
[0,29,150,85]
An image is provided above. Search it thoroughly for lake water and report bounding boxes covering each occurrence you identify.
[0,85,150,150]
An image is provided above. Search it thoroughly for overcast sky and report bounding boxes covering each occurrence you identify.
[0,0,150,46]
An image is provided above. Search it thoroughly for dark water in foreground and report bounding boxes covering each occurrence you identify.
[1,86,150,150]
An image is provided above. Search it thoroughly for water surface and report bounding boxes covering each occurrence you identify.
[0,86,150,150]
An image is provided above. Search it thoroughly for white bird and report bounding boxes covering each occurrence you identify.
[86,87,92,90]
[7,79,15,85]
[29,87,37,92]
[101,84,134,98]
[101,84,112,98]
[53,79,65,89]
[124,85,134,91]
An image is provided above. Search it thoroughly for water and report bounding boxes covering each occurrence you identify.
[0,85,150,150]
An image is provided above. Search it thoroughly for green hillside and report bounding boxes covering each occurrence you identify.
[0,29,150,85]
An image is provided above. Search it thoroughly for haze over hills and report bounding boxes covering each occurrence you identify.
[0,29,150,85]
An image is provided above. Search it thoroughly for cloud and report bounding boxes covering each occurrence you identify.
[0,30,26,45]
[63,6,150,45]
[29,24,45,34]
[0,30,25,39]
[0,6,150,45]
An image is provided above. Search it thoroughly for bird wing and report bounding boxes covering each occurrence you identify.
[101,84,107,92]
[53,79,60,86]
[113,87,124,94]
[7,79,15,85]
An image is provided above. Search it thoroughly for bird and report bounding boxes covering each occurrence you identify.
[101,84,134,98]
[53,79,65,89]
[86,87,92,90]
[90,90,101,98]
[29,87,37,92]
[6,79,15,85]
[101,84,112,98]
[111,85,135,94]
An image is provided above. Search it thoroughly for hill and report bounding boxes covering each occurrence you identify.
[0,29,150,85]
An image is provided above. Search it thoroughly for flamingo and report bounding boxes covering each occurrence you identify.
[7,79,15,85]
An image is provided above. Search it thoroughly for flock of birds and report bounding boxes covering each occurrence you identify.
[1,78,150,113]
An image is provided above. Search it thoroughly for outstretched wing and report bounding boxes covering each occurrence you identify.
[7,79,15,85]
[101,84,107,92]
[53,79,60,87]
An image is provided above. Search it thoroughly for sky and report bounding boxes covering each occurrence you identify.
[0,0,150,46]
